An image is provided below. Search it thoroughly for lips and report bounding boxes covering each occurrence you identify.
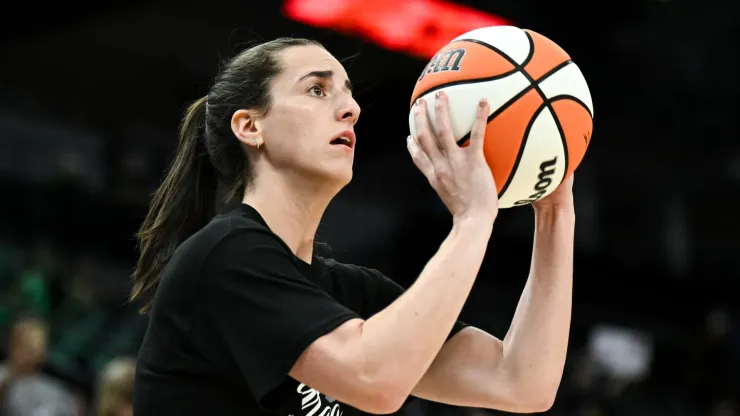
[330,130,356,149]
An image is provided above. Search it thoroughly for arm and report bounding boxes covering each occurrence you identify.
[207,95,497,414]
[290,216,492,413]
[411,205,575,413]
[291,95,499,414]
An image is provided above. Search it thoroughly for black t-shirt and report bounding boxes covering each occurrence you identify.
[133,203,468,415]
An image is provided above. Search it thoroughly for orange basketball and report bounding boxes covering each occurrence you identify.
[409,26,594,208]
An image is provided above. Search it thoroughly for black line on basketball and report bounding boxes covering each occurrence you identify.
[455,36,572,87]
[450,34,577,187]
[497,101,550,199]
[521,33,558,100]
[411,69,521,104]
[456,84,534,146]
[545,97,569,186]
[548,94,593,119]
[455,59,575,146]
[533,60,573,84]
[521,30,536,67]
[456,38,522,71]
[518,32,569,181]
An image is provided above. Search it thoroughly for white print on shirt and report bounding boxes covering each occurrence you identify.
[296,383,344,416]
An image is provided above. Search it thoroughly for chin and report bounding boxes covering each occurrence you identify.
[329,167,353,188]
[319,162,353,190]
[302,156,353,191]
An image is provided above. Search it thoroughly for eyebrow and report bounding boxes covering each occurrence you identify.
[298,70,353,93]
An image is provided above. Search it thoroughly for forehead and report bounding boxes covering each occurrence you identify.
[275,45,349,83]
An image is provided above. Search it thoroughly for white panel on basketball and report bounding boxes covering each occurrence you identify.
[452,26,530,65]
[408,71,530,140]
[497,107,567,209]
[538,62,594,116]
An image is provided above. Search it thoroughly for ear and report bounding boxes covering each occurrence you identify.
[231,109,263,149]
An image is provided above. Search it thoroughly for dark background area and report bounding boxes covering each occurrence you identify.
[0,0,738,415]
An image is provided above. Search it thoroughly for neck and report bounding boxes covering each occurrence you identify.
[243,170,337,263]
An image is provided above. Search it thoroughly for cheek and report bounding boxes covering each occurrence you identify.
[265,103,311,138]
[264,124,315,168]
[264,104,325,157]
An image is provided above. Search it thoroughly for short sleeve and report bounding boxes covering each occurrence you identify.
[324,261,469,409]
[196,228,360,410]
[324,260,469,342]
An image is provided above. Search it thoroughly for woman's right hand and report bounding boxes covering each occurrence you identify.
[408,91,499,224]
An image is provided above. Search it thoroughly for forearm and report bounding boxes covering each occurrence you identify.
[501,206,574,402]
[359,216,492,399]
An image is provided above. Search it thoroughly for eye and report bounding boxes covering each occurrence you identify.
[308,84,326,97]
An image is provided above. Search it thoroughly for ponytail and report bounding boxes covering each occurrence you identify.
[131,96,217,313]
[130,37,322,313]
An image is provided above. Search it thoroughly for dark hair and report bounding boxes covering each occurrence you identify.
[131,37,322,313]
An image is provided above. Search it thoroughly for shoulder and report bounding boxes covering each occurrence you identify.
[7,374,75,405]
[317,258,406,317]
[174,210,290,271]
[30,374,74,398]
[322,259,405,290]
[319,258,387,284]
[154,210,293,309]
[197,210,275,248]
[199,216,300,276]
[320,257,368,275]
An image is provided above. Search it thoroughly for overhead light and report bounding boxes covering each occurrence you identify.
[283,0,512,59]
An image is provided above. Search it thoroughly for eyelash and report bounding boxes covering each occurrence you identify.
[308,83,327,97]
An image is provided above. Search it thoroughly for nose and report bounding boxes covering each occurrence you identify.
[336,94,361,125]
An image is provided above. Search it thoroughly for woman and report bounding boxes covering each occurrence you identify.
[130,37,575,416]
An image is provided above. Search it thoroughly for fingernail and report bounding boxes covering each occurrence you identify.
[414,99,419,107]
[407,135,412,144]
[418,98,425,106]
[435,91,441,99]
[479,99,488,108]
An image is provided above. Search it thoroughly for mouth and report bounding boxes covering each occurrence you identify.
[330,130,356,149]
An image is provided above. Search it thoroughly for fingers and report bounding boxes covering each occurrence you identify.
[412,98,443,163]
[468,99,490,151]
[433,91,458,153]
[407,135,436,185]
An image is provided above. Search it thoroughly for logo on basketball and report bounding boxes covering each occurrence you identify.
[409,26,594,208]
[514,157,558,206]
[418,48,466,81]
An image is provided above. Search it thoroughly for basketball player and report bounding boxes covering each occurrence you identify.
[131,38,575,416]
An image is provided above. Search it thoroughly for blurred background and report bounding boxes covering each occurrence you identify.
[1,0,739,415]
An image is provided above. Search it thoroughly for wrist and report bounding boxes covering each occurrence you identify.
[453,211,495,231]
[533,202,574,217]
[534,205,575,231]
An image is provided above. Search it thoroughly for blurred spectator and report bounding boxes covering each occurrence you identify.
[0,315,78,416]
[92,357,135,416]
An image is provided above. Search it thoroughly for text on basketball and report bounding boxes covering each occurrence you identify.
[514,157,558,206]
[418,48,466,81]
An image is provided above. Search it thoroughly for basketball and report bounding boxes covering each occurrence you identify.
[409,26,594,208]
